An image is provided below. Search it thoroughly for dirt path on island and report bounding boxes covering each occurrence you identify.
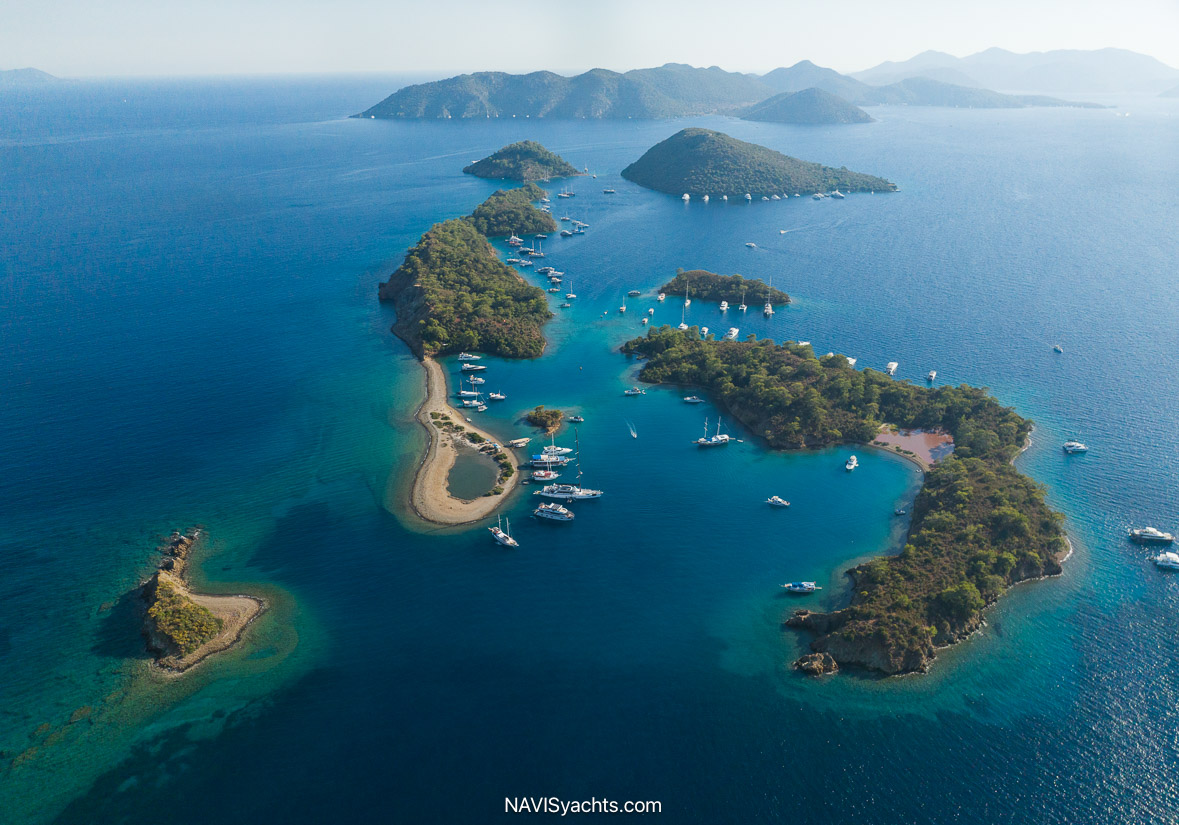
[407,358,522,525]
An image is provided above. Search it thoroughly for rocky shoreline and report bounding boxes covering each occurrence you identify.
[140,529,264,674]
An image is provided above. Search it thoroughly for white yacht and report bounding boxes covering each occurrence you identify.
[623,387,645,396]
[658,293,666,302]
[746,242,757,248]
[695,418,731,447]
[457,352,481,361]
[700,326,709,337]
[641,317,649,325]
[719,300,729,311]
[1062,441,1088,453]
[683,396,705,404]
[535,483,603,501]
[1155,551,1179,570]
[682,193,690,201]
[460,363,486,372]
[926,370,937,382]
[846,356,857,367]
[533,502,575,521]
[489,516,518,547]
[845,455,859,471]
[781,582,821,593]
[542,445,573,455]
[488,391,506,401]
[702,194,710,203]
[831,190,845,199]
[1130,527,1175,545]
[461,397,482,408]
[744,193,752,201]
[724,327,739,340]
[468,376,485,385]
[767,496,791,508]
[647,308,655,316]
[763,301,773,316]
[886,361,898,376]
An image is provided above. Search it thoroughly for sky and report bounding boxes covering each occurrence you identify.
[3,0,1178,77]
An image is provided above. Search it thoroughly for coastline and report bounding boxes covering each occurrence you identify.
[407,357,521,526]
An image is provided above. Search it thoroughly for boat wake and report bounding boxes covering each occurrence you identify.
[626,420,637,439]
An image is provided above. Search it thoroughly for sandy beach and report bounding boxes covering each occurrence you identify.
[871,426,955,471]
[408,357,521,525]
[165,574,265,673]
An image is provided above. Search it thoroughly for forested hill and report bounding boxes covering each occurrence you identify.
[621,128,895,197]
[463,141,580,182]
[741,88,874,124]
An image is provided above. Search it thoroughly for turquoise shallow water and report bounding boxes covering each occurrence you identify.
[2,78,1178,823]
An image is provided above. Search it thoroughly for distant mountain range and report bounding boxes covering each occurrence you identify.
[356,56,1114,122]
[852,47,1179,95]
[741,88,873,124]
[0,68,64,88]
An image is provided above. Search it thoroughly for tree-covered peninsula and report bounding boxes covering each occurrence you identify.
[661,269,790,305]
[379,186,554,359]
[467,183,558,237]
[622,327,1066,675]
[464,141,580,182]
[621,128,896,197]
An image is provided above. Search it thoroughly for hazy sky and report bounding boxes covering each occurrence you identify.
[5,0,1179,77]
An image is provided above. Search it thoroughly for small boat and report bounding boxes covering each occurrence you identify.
[682,193,690,201]
[602,188,616,194]
[461,363,486,372]
[461,398,482,408]
[744,193,752,201]
[700,326,709,337]
[457,352,481,361]
[771,194,781,200]
[781,582,821,593]
[702,194,710,203]
[812,193,824,200]
[559,302,572,308]
[831,190,845,199]
[767,496,790,508]
[458,389,479,398]
[506,438,531,448]
[746,242,757,248]
[846,356,857,367]
[1053,344,1064,353]
[722,195,728,201]
[535,234,547,240]
[533,502,574,521]
[560,215,571,222]
[476,404,487,412]
[647,308,655,316]
[763,302,773,316]
[568,415,584,423]
[548,287,560,293]
[1155,551,1179,570]
[845,455,859,471]
[678,322,689,331]
[1062,441,1088,453]
[926,370,937,382]
[684,396,704,404]
[641,317,649,325]
[719,301,729,311]
[761,196,769,201]
[623,387,645,396]
[886,361,898,376]
[488,391,506,401]
[724,327,739,340]
[506,258,522,264]
[468,376,485,385]
[508,234,524,245]
[894,508,907,516]
[489,516,518,547]
[628,290,641,297]
[695,417,730,447]
[1130,527,1175,545]
[657,293,666,302]
[532,469,560,481]
[560,230,574,237]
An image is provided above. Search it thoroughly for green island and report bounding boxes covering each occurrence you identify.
[379,186,554,359]
[622,327,1066,675]
[621,128,897,197]
[662,269,790,306]
[463,141,581,182]
[741,87,874,124]
[467,183,558,237]
[525,405,564,432]
[145,578,222,656]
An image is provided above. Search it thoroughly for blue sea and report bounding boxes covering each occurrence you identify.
[2,77,1178,823]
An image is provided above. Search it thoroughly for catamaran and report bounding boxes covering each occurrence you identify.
[738,291,747,312]
[619,296,627,313]
[763,279,774,316]
[489,516,518,547]
[695,417,730,447]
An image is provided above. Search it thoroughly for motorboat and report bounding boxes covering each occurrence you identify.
[623,387,645,396]
[457,352,481,361]
[628,290,641,297]
[886,361,898,376]
[532,469,560,481]
[781,582,821,593]
[533,502,575,521]
[719,301,729,311]
[700,326,709,337]
[488,391,506,401]
[927,370,937,382]
[767,496,790,508]
[657,293,666,302]
[1155,551,1179,570]
[542,445,573,455]
[1130,527,1175,545]
[683,396,705,404]
[1063,441,1088,453]
[535,483,603,501]
[724,328,739,340]
[567,415,584,423]
[746,242,757,248]
[845,455,859,471]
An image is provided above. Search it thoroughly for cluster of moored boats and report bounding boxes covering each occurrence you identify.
[678,190,852,203]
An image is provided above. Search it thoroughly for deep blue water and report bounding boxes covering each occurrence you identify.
[2,78,1178,824]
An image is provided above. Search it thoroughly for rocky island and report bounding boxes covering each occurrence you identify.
[621,128,896,198]
[741,87,874,124]
[141,529,263,673]
[661,269,790,306]
[622,327,1066,675]
[380,184,558,524]
[463,141,580,182]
